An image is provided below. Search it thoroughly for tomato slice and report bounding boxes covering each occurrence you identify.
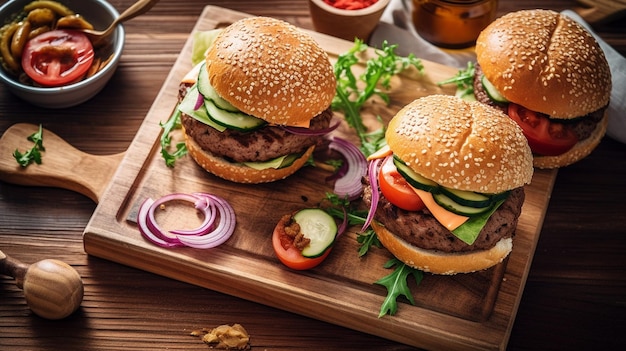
[378,156,425,211]
[507,103,578,156]
[271,219,331,270]
[21,30,95,87]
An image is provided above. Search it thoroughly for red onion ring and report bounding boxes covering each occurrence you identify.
[176,193,236,249]
[362,156,383,232]
[328,137,368,201]
[137,198,185,248]
[280,120,340,136]
[337,206,348,237]
[137,192,236,249]
[194,92,204,110]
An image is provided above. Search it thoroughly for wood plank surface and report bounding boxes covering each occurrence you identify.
[74,6,557,350]
[1,1,624,351]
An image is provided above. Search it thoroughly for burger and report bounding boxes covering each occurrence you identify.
[474,9,612,169]
[177,17,337,183]
[363,95,533,275]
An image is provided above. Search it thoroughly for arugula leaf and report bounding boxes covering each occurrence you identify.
[324,193,381,256]
[159,108,188,167]
[356,228,381,257]
[13,124,45,167]
[333,39,423,157]
[375,258,423,317]
[438,61,475,99]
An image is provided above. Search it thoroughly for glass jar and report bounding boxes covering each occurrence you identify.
[410,0,497,49]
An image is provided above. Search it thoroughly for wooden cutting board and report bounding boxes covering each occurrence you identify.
[0,6,557,351]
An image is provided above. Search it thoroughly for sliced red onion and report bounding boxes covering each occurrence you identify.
[280,120,340,136]
[194,93,204,110]
[137,192,236,249]
[176,193,236,249]
[325,160,347,182]
[337,206,348,237]
[169,195,217,236]
[137,198,185,248]
[362,157,383,232]
[328,137,368,201]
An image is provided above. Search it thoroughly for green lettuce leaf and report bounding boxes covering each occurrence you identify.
[191,29,222,66]
[452,199,506,245]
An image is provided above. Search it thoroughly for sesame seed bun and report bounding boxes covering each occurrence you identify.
[371,221,513,275]
[205,17,336,126]
[184,129,315,183]
[476,10,611,119]
[386,95,534,194]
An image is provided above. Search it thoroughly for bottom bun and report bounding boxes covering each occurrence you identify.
[185,132,315,183]
[533,113,608,169]
[371,221,512,275]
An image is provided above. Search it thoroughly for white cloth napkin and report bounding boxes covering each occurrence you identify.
[369,0,626,144]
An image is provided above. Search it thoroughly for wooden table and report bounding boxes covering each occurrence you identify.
[1,1,625,350]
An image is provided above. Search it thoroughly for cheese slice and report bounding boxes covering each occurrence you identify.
[181,61,203,84]
[286,118,311,128]
[411,187,469,231]
[367,144,392,161]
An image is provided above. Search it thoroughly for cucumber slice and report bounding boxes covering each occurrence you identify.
[393,156,439,192]
[481,75,508,103]
[196,63,239,112]
[439,187,492,208]
[433,192,493,216]
[489,190,510,203]
[294,209,337,258]
[457,89,477,102]
[178,85,226,132]
[205,99,267,132]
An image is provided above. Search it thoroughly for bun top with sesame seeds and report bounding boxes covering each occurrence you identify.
[386,95,533,194]
[476,9,611,119]
[205,17,336,126]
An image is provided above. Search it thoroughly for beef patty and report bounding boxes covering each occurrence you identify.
[179,83,333,163]
[362,181,525,253]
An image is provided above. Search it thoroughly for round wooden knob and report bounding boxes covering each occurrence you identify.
[1,251,84,320]
[22,259,84,320]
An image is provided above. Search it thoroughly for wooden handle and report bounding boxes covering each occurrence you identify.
[0,123,124,203]
[0,250,84,320]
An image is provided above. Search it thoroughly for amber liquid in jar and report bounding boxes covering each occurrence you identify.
[411,0,497,49]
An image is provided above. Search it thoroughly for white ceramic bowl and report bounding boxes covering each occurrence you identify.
[0,0,125,108]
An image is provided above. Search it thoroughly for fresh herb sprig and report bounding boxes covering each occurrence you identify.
[438,61,475,99]
[159,108,188,167]
[324,193,382,257]
[13,124,45,167]
[375,258,424,317]
[326,192,423,317]
[331,40,429,317]
[332,39,423,157]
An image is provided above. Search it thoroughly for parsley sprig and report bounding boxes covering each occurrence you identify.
[159,108,188,167]
[326,193,424,317]
[438,61,475,99]
[332,39,423,157]
[375,258,424,317]
[330,40,429,317]
[324,193,381,257]
[13,124,45,167]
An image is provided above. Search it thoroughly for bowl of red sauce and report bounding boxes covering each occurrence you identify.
[0,0,125,108]
[309,0,390,42]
